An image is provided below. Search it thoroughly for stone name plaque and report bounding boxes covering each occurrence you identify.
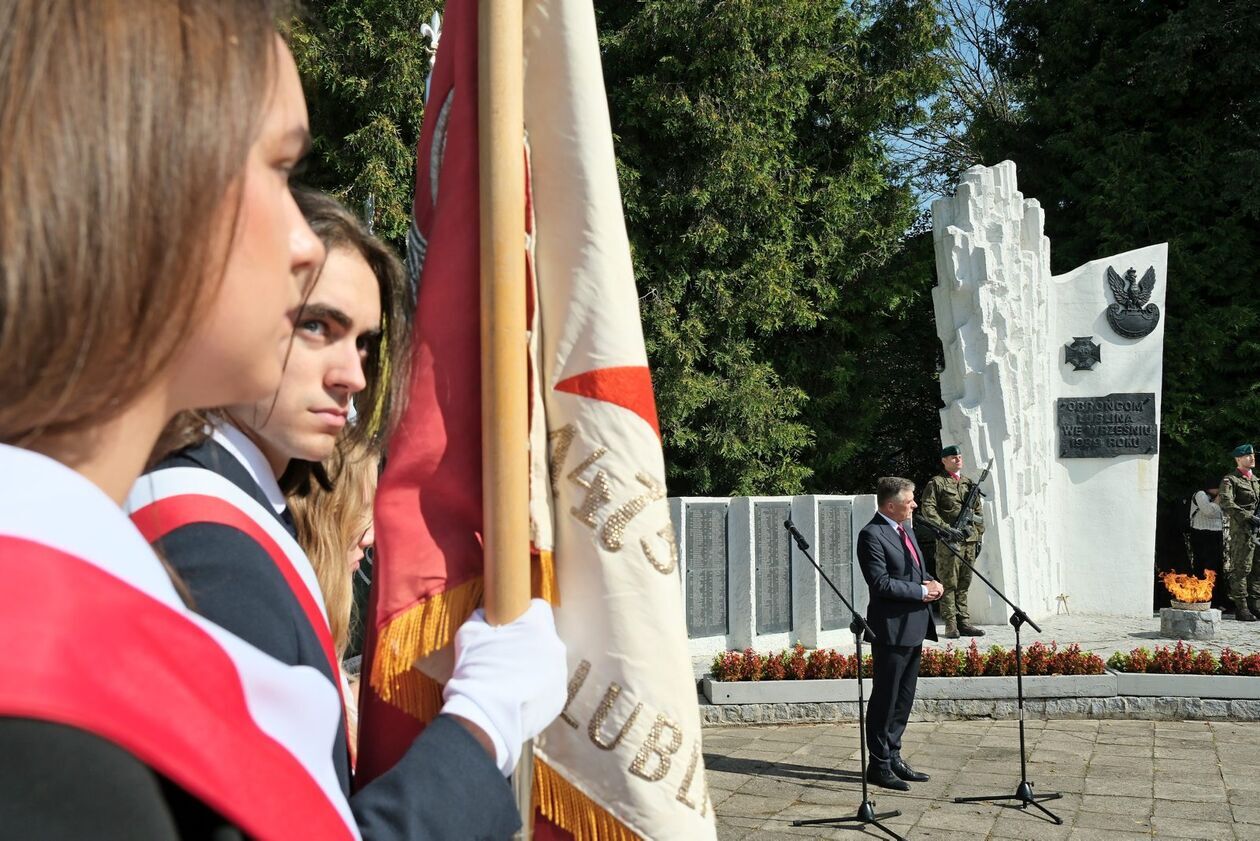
[684,503,728,637]
[754,501,792,634]
[817,500,855,631]
[1057,392,1158,458]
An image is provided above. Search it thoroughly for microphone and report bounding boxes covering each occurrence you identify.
[913,514,953,541]
[783,518,809,550]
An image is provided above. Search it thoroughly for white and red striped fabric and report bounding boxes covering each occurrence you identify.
[0,443,358,841]
[126,464,354,766]
[524,1,718,837]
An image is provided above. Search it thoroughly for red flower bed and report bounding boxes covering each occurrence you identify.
[1106,642,1260,676]
[709,640,1105,681]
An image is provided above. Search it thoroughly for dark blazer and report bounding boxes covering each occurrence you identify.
[0,717,241,841]
[857,513,939,647]
[151,439,520,841]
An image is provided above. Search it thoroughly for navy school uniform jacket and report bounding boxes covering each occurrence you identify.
[151,437,519,840]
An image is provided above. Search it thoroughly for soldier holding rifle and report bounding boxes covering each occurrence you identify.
[920,445,986,638]
[1220,443,1260,622]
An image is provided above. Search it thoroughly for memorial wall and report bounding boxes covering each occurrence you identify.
[669,494,876,652]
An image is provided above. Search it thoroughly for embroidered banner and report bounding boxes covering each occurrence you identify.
[358,2,715,837]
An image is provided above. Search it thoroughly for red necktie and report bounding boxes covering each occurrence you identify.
[897,525,921,569]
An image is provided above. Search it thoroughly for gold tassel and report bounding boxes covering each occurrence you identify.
[368,577,484,721]
[533,758,642,841]
[532,548,559,606]
[368,552,561,722]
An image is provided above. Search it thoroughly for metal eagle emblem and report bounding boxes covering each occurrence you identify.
[1105,265,1160,339]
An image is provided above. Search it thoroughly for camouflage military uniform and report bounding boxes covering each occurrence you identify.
[1219,469,1260,611]
[920,471,984,629]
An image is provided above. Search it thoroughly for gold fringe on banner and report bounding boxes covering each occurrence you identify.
[532,548,558,605]
[368,577,483,720]
[368,550,560,722]
[533,757,641,841]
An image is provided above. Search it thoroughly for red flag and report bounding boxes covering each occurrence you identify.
[357,0,492,782]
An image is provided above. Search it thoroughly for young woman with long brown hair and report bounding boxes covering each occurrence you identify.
[0,2,359,838]
[132,188,568,839]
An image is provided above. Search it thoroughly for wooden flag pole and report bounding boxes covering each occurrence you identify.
[478,0,529,627]
[478,2,534,835]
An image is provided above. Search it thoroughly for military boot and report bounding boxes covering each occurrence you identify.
[943,621,960,639]
[958,622,986,637]
[1236,605,1258,622]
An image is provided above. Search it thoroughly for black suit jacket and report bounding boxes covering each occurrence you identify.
[151,439,520,841]
[857,514,939,647]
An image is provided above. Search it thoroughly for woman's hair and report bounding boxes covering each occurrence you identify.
[0,0,285,445]
[288,437,379,659]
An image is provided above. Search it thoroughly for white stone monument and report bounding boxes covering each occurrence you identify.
[932,162,1167,621]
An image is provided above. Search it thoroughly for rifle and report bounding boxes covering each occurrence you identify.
[952,458,993,540]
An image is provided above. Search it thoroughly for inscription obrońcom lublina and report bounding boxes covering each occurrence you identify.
[1056,392,1158,458]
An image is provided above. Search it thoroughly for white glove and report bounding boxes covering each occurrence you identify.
[441,598,568,775]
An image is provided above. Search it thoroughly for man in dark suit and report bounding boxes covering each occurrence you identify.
[858,476,942,791]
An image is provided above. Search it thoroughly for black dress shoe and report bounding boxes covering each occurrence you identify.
[866,765,910,791]
[891,759,930,782]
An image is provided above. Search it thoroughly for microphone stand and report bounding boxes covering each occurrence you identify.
[914,516,1063,825]
[783,519,906,841]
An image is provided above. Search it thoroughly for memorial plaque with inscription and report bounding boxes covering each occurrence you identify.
[817,500,855,631]
[1057,392,1158,458]
[754,501,792,634]
[684,503,728,637]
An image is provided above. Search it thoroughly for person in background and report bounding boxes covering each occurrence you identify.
[1220,443,1260,621]
[918,445,985,638]
[1189,478,1225,607]
[288,436,380,746]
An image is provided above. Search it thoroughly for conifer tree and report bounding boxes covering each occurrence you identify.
[974,0,1260,499]
[598,0,948,495]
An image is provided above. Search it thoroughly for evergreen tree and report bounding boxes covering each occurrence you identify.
[598,0,948,496]
[288,0,439,247]
[290,0,951,497]
[974,0,1260,501]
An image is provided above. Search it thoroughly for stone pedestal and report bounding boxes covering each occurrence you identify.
[1160,607,1221,640]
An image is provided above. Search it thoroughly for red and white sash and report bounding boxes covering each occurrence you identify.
[126,465,354,766]
[0,444,358,840]
[127,468,342,683]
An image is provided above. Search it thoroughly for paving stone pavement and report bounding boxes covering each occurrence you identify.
[705,719,1260,840]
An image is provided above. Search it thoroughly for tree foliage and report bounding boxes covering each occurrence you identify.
[597,0,949,495]
[971,0,1260,500]
[289,0,950,497]
[891,0,1015,199]
[288,0,439,247]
